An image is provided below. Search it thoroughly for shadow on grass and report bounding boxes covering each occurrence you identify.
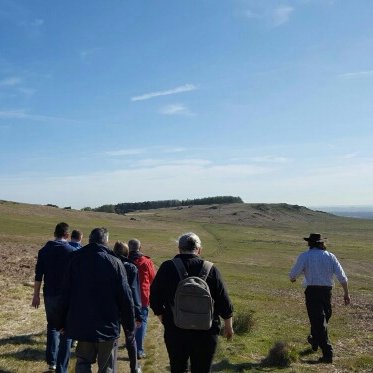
[0,332,44,347]
[0,333,45,364]
[212,358,274,372]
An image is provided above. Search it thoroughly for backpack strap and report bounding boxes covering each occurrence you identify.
[198,261,213,281]
[172,258,189,280]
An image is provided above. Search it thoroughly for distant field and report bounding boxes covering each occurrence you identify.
[0,201,372,372]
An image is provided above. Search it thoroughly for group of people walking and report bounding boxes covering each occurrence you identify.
[32,222,350,373]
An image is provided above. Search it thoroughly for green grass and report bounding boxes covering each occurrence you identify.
[0,201,372,372]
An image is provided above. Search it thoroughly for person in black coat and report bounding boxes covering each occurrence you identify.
[150,232,234,373]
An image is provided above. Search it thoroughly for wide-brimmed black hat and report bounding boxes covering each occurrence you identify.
[303,233,327,243]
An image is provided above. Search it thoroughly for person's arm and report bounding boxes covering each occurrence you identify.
[223,317,234,340]
[341,281,350,305]
[31,281,42,308]
[289,253,304,282]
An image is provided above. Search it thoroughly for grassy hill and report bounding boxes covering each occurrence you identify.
[0,200,372,372]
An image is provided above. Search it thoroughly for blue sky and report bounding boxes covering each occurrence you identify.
[1,0,372,209]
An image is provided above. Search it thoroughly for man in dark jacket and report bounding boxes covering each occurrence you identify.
[32,222,76,372]
[150,232,234,373]
[58,228,135,373]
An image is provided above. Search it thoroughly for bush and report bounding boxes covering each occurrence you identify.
[232,309,255,335]
[262,341,297,367]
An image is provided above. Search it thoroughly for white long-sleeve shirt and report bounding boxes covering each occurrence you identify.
[289,248,348,287]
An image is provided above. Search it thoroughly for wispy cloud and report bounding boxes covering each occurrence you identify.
[106,146,186,157]
[339,70,373,79]
[0,110,80,123]
[131,84,197,102]
[271,6,294,27]
[159,104,193,116]
[79,48,101,60]
[251,156,290,163]
[0,77,22,87]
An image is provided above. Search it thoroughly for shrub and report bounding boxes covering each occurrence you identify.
[232,309,255,335]
[262,341,297,367]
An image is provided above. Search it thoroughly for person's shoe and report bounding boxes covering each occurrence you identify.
[48,365,56,371]
[318,356,333,364]
[137,351,146,359]
[307,335,318,352]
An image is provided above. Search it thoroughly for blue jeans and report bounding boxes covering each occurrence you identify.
[44,295,72,372]
[135,307,148,355]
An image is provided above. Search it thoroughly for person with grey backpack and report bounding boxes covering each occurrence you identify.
[150,232,234,373]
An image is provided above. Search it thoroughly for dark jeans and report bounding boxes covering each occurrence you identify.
[75,339,118,373]
[124,329,138,373]
[305,286,333,358]
[164,327,218,373]
[44,295,72,372]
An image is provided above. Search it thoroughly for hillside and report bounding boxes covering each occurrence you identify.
[0,199,372,372]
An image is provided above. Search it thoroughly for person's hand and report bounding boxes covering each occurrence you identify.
[31,294,40,308]
[135,321,141,328]
[344,294,351,305]
[224,326,234,341]
[59,328,65,335]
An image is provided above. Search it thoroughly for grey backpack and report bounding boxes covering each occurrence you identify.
[172,258,214,330]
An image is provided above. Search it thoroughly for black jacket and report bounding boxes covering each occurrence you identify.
[58,243,135,342]
[150,253,233,333]
[35,240,76,296]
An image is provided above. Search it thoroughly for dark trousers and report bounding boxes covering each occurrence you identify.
[124,329,138,373]
[164,327,218,373]
[305,286,333,358]
[75,339,118,373]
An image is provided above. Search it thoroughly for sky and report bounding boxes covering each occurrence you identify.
[1,0,373,209]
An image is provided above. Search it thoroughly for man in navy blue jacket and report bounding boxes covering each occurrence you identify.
[57,227,135,373]
[32,222,76,372]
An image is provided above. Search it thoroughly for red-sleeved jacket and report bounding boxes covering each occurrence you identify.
[129,252,156,307]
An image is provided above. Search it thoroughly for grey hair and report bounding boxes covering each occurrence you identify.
[178,232,201,252]
[128,238,141,252]
[89,227,109,245]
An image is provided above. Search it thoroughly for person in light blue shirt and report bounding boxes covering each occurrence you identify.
[289,233,350,364]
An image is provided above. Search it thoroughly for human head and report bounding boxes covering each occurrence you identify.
[178,232,202,253]
[128,239,141,252]
[89,227,109,245]
[113,241,129,257]
[71,229,83,242]
[304,233,326,249]
[54,222,69,240]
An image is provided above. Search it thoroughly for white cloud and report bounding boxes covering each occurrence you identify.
[106,146,186,157]
[251,156,290,163]
[159,104,193,116]
[0,77,22,86]
[339,70,373,79]
[272,6,294,27]
[131,84,197,102]
[0,110,80,123]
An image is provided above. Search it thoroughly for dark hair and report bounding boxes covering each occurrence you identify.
[113,241,129,257]
[71,229,82,241]
[54,222,69,239]
[89,227,109,244]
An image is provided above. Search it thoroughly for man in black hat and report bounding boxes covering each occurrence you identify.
[289,233,350,364]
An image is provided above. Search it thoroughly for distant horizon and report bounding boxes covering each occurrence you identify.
[1,1,373,209]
